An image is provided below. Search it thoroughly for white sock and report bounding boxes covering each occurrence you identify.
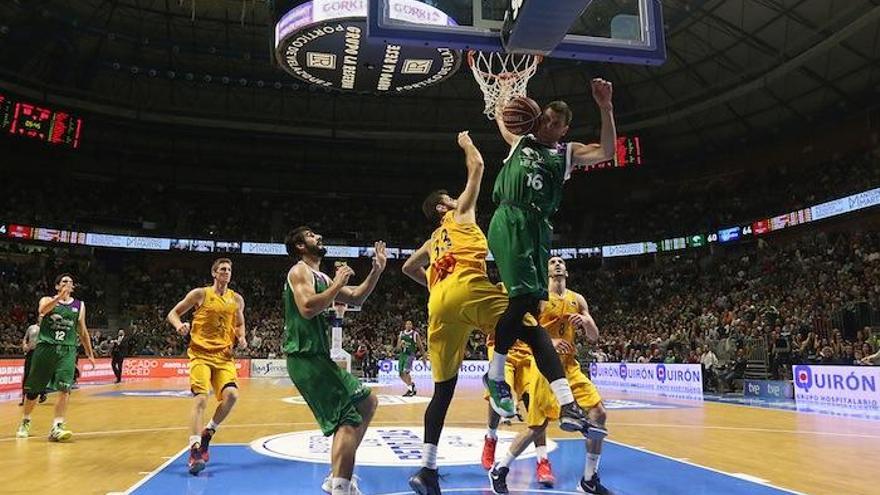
[189,435,201,447]
[53,417,64,427]
[422,443,438,469]
[584,453,601,479]
[330,477,350,495]
[536,445,548,460]
[486,428,498,440]
[498,451,516,468]
[549,378,575,406]
[23,415,31,421]
[206,419,219,431]
[488,353,507,381]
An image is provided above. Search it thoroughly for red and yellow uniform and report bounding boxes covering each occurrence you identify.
[189,287,239,398]
[427,211,537,382]
[522,289,602,425]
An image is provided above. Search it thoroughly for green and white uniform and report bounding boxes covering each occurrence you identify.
[25,299,83,393]
[284,262,370,436]
[397,329,417,375]
[488,135,573,299]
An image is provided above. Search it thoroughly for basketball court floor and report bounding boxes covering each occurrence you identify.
[3,377,877,495]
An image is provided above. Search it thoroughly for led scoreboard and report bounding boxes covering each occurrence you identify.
[1,93,82,149]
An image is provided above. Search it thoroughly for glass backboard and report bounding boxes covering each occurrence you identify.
[367,0,666,65]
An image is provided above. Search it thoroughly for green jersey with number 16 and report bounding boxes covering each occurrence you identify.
[492,135,573,218]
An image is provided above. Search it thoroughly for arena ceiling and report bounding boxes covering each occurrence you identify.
[1,0,879,168]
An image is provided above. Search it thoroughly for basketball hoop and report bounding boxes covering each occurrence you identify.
[468,50,542,119]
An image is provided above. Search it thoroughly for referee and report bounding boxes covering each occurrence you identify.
[111,328,131,383]
[19,324,47,406]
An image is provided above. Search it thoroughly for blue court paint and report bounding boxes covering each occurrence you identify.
[128,440,799,495]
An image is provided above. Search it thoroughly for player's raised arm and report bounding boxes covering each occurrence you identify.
[494,82,518,146]
[402,240,431,288]
[167,288,205,335]
[569,293,599,343]
[454,131,484,224]
[337,241,387,306]
[289,262,350,320]
[569,78,616,170]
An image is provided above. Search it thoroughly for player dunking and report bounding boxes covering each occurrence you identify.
[284,227,385,495]
[396,320,426,396]
[403,131,541,494]
[167,258,247,475]
[16,273,96,441]
[486,256,611,494]
[484,79,616,430]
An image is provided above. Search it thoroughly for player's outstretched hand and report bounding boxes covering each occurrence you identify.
[237,335,248,350]
[87,356,96,369]
[457,131,473,149]
[591,78,613,111]
[372,241,387,272]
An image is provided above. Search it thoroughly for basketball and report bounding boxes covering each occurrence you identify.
[502,95,542,135]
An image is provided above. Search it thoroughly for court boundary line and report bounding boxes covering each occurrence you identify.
[4,418,878,444]
[117,445,188,495]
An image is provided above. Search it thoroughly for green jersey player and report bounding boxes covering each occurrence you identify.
[284,226,386,495]
[16,273,97,441]
[484,79,616,438]
[396,320,426,397]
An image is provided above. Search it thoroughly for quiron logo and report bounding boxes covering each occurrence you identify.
[251,427,556,466]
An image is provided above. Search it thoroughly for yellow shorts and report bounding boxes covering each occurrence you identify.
[427,273,537,382]
[189,351,238,400]
[526,356,602,426]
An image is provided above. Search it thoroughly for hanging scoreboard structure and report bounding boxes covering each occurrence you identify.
[0,92,83,149]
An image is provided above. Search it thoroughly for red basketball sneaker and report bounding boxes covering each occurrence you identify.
[481,435,497,471]
[536,458,556,487]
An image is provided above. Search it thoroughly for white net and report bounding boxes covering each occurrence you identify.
[468,50,542,119]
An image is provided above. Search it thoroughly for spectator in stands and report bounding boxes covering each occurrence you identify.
[700,346,719,392]
[722,349,748,393]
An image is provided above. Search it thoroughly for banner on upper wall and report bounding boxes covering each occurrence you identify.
[589,362,704,400]
[792,364,880,411]
[744,379,794,400]
[377,359,488,381]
